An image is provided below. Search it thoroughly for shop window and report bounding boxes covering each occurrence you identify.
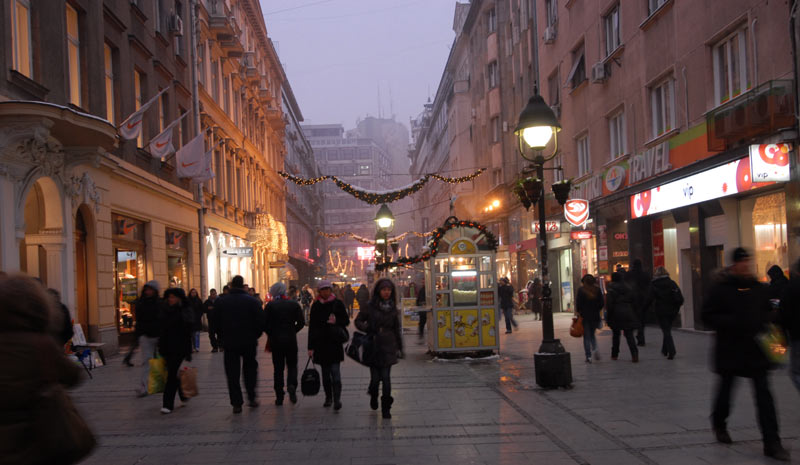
[112,214,146,335]
[741,192,788,281]
[166,228,188,290]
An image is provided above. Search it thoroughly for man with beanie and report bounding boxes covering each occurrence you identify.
[215,275,265,413]
[127,281,164,396]
[264,282,305,405]
[703,247,789,461]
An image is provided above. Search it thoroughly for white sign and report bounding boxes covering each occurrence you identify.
[222,247,254,257]
[630,142,671,184]
[564,199,590,227]
[531,221,560,233]
[749,143,791,182]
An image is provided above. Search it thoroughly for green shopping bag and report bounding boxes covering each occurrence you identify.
[757,324,789,366]
[147,356,167,394]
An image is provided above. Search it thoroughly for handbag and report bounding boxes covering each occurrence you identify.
[147,355,167,394]
[330,324,350,344]
[756,324,788,365]
[179,366,198,398]
[569,316,584,338]
[300,357,320,396]
[346,330,376,366]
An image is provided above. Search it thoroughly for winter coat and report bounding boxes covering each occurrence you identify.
[625,268,651,313]
[355,300,403,368]
[527,282,542,313]
[300,290,313,308]
[498,283,515,309]
[576,285,604,326]
[606,282,639,330]
[203,297,217,322]
[416,286,427,307]
[780,273,800,341]
[344,288,356,306]
[769,275,789,301]
[158,303,193,359]
[133,295,164,338]
[188,296,204,331]
[356,286,370,310]
[215,289,265,350]
[702,270,771,377]
[308,297,349,365]
[643,276,684,320]
[264,297,305,350]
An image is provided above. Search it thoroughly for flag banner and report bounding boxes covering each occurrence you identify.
[148,112,189,159]
[118,86,171,140]
[176,134,205,179]
[193,148,216,183]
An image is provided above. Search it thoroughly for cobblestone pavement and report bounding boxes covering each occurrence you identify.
[73,314,800,465]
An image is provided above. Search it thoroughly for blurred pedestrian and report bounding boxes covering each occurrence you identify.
[780,259,800,392]
[158,288,194,414]
[767,265,789,301]
[344,284,356,317]
[606,272,639,363]
[355,278,403,419]
[498,277,517,333]
[216,275,265,413]
[576,274,604,363]
[626,259,651,346]
[300,284,313,322]
[47,288,74,347]
[333,283,345,302]
[702,248,789,461]
[248,287,263,306]
[204,289,222,352]
[527,278,543,320]
[643,267,683,360]
[308,280,349,410]
[288,285,299,302]
[264,282,305,405]
[126,281,164,398]
[187,288,204,352]
[416,284,427,339]
[356,283,369,312]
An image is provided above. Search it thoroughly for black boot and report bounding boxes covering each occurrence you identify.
[288,386,297,404]
[381,395,393,419]
[764,441,790,461]
[275,391,284,406]
[323,384,332,407]
[369,387,379,411]
[333,382,343,411]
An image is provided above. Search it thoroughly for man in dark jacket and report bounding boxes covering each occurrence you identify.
[625,259,651,346]
[215,275,265,413]
[416,284,427,339]
[264,282,305,405]
[780,259,800,392]
[356,284,369,312]
[643,267,683,359]
[125,281,164,396]
[498,278,517,333]
[607,272,639,362]
[703,248,789,461]
[343,284,356,317]
[767,265,789,301]
[204,289,221,352]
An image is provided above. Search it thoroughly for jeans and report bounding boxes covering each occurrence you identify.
[502,306,517,332]
[320,362,342,399]
[369,366,392,397]
[583,319,598,359]
[791,341,800,392]
[193,331,201,350]
[657,314,676,356]
[712,372,779,443]
[137,335,159,394]
[418,311,427,337]
[162,354,186,410]
[611,328,638,358]
[271,344,298,394]
[224,344,258,406]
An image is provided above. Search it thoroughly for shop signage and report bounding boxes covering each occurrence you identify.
[629,142,671,184]
[598,246,608,261]
[652,219,665,268]
[630,156,772,219]
[604,164,627,192]
[357,247,375,260]
[222,247,253,257]
[570,231,593,240]
[531,221,560,233]
[512,238,537,252]
[564,199,590,227]
[612,251,629,258]
[614,232,628,240]
[573,172,604,200]
[749,143,791,182]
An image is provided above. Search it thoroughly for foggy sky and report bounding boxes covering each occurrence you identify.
[260,0,457,129]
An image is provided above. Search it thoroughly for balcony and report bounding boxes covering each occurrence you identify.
[242,51,259,84]
[706,79,795,152]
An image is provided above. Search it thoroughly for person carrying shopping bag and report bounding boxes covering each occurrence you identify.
[158,288,194,414]
[308,280,350,411]
[576,274,604,363]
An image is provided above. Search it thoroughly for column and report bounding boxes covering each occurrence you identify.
[41,243,65,295]
[0,175,21,271]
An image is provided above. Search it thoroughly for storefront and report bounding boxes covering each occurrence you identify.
[166,228,189,290]
[205,228,254,293]
[112,214,147,343]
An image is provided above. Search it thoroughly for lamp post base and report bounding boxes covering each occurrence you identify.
[534,340,573,389]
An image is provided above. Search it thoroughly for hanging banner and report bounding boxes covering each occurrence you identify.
[652,218,665,268]
[564,199,590,227]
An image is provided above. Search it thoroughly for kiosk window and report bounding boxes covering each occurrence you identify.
[480,256,492,271]
[480,274,495,289]
[452,270,478,306]
[434,259,450,273]
[435,275,449,290]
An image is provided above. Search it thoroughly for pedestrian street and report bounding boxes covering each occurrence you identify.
[73,314,800,465]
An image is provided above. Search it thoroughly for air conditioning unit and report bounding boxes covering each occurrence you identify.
[170,14,184,36]
[551,103,561,119]
[543,26,556,44]
[591,63,607,83]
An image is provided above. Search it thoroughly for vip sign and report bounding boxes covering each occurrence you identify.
[750,143,791,182]
[564,199,590,227]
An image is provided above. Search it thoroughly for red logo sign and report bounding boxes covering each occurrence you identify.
[614,232,628,240]
[564,199,590,227]
[570,231,593,240]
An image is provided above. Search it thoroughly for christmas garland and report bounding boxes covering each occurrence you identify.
[319,230,433,245]
[375,217,499,271]
[278,169,485,205]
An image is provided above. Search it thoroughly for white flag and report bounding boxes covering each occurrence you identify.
[148,112,189,159]
[118,86,170,140]
[176,134,205,179]
[194,149,216,183]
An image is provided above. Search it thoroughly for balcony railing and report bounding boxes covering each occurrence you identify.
[706,79,795,152]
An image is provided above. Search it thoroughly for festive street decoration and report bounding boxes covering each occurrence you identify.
[278,169,485,205]
[375,217,498,271]
[252,213,288,257]
[318,230,433,245]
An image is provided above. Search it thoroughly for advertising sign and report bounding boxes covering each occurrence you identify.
[570,230,593,240]
[531,221,560,233]
[357,247,375,261]
[652,218,665,268]
[564,199,590,227]
[750,143,791,182]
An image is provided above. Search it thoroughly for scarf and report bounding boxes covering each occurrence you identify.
[317,294,336,304]
[379,300,394,312]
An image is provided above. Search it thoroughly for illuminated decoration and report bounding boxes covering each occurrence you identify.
[357,247,375,261]
[750,143,791,182]
[252,213,288,258]
[328,250,355,275]
[564,199,590,227]
[376,217,498,271]
[318,230,433,245]
[278,169,485,205]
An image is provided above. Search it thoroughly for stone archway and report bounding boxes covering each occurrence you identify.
[19,176,68,295]
[74,203,99,341]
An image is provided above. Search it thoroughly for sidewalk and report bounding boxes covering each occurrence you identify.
[74,314,799,465]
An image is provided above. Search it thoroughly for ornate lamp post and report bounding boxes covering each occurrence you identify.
[514,88,573,389]
[374,204,395,274]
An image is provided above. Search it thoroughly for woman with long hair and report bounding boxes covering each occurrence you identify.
[576,274,604,363]
[187,288,204,352]
[355,278,404,419]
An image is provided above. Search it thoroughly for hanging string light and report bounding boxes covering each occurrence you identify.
[318,230,433,245]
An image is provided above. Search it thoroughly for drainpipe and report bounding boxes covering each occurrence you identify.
[752,18,758,87]
[190,0,207,297]
[681,66,689,129]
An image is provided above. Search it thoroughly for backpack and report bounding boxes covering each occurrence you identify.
[300,357,320,396]
[669,281,684,307]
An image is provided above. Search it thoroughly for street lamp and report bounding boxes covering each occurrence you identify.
[375,203,395,232]
[514,87,573,389]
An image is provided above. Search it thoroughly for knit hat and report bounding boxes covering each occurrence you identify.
[732,247,750,263]
[317,280,332,290]
[144,280,160,294]
[378,280,393,290]
[163,287,186,300]
[270,282,287,297]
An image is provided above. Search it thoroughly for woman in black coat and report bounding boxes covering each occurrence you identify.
[575,274,604,363]
[606,272,639,362]
[187,288,204,352]
[643,267,684,359]
[308,280,350,410]
[355,278,404,419]
[158,288,194,414]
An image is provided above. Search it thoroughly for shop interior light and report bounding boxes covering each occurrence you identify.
[452,270,477,277]
[492,200,500,207]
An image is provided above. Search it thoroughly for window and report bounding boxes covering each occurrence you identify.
[566,45,586,89]
[491,117,501,143]
[222,76,230,114]
[104,44,115,124]
[178,107,188,146]
[11,0,33,78]
[134,70,144,147]
[648,0,668,15]
[174,1,184,56]
[197,42,205,85]
[553,154,564,182]
[359,164,371,175]
[488,61,499,89]
[545,0,557,27]
[66,4,81,107]
[604,5,620,56]
[492,168,502,186]
[158,90,167,132]
[487,8,497,33]
[547,69,560,107]
[650,78,674,138]
[577,135,590,177]
[713,27,749,106]
[608,110,626,159]
[153,0,162,32]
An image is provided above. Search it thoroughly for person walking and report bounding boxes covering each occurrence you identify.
[416,284,427,339]
[204,289,221,352]
[308,280,350,410]
[767,265,789,301]
[333,283,345,303]
[643,267,683,360]
[356,284,369,313]
[626,259,651,346]
[780,259,800,392]
[576,274,604,363]
[264,282,305,405]
[606,272,639,362]
[126,281,164,396]
[527,279,543,321]
[288,285,299,302]
[187,288,204,352]
[498,277,517,334]
[158,288,194,414]
[703,248,789,461]
[215,275,265,413]
[355,278,404,419]
[300,284,314,322]
[344,284,356,317]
